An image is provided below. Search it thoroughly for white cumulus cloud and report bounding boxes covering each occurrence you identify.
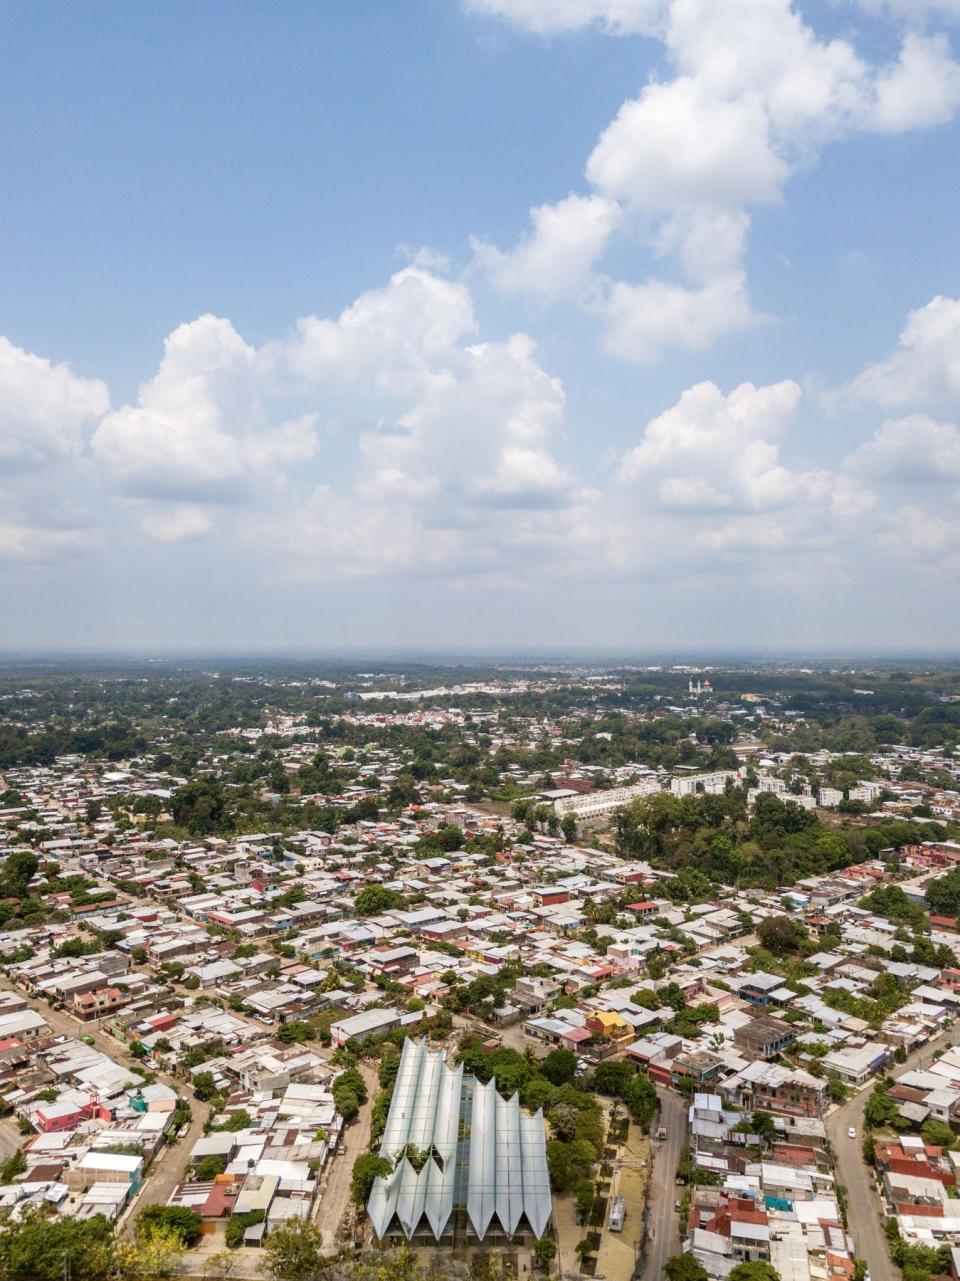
[139,504,215,543]
[618,379,804,511]
[847,295,960,407]
[464,0,666,34]
[0,336,108,472]
[603,273,755,361]
[848,413,960,480]
[471,0,960,361]
[91,314,318,504]
[471,195,620,299]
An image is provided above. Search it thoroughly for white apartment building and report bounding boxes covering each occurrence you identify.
[670,770,740,797]
[553,778,662,820]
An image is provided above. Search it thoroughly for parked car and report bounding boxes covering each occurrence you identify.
[848,1126,857,1139]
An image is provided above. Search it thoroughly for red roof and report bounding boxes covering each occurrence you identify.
[148,1014,178,1031]
[201,1184,238,1218]
[561,1026,592,1043]
[731,1210,768,1225]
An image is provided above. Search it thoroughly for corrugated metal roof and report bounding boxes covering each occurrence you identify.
[369,1038,552,1243]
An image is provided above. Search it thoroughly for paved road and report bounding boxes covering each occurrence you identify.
[638,1087,687,1281]
[0,972,209,1231]
[827,1025,958,1281]
[119,1099,212,1237]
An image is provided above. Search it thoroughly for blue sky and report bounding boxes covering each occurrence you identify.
[2,0,960,652]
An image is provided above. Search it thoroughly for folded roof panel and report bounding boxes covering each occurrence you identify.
[495,1091,525,1236]
[520,1110,552,1238]
[369,1039,552,1243]
[467,1077,497,1238]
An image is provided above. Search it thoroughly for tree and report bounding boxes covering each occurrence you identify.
[591,1058,632,1096]
[334,1067,368,1104]
[225,1211,264,1249]
[0,1206,115,1281]
[261,1218,325,1281]
[116,1225,186,1281]
[925,867,960,917]
[351,1153,392,1205]
[757,915,806,955]
[541,1049,577,1087]
[920,1117,955,1148]
[560,813,577,843]
[826,1077,848,1102]
[728,1265,781,1281]
[1,850,38,897]
[546,1139,593,1192]
[664,1256,709,1281]
[277,1019,315,1045]
[204,1252,237,1280]
[194,1154,227,1181]
[549,1103,580,1143]
[864,1085,901,1129]
[533,1238,556,1271]
[268,760,289,794]
[334,1087,359,1122]
[751,1110,776,1141]
[136,1205,203,1248]
[0,1148,27,1181]
[171,777,230,836]
[192,1071,217,1101]
[214,1109,253,1133]
[574,1178,594,1222]
[354,884,403,916]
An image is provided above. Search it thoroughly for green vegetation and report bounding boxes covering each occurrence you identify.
[354,885,404,915]
[261,1217,324,1280]
[0,1149,27,1182]
[728,1265,781,1281]
[884,1218,953,1281]
[859,883,927,927]
[823,974,912,1030]
[0,1206,116,1281]
[191,1070,217,1101]
[664,1255,709,1281]
[351,1153,392,1205]
[136,1204,204,1247]
[925,868,960,918]
[615,790,946,892]
[115,1224,186,1280]
[225,1209,265,1248]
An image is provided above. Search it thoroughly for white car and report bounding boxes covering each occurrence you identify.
[848,1126,857,1139]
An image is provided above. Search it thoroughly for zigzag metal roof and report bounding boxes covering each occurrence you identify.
[368,1038,552,1243]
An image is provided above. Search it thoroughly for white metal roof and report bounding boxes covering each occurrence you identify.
[369,1038,552,1243]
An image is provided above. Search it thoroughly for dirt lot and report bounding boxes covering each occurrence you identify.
[554,1116,651,1281]
[594,1124,650,1281]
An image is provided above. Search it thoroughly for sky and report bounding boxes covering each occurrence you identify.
[2,0,960,654]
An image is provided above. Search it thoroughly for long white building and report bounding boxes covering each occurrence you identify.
[551,778,662,820]
[670,770,741,797]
